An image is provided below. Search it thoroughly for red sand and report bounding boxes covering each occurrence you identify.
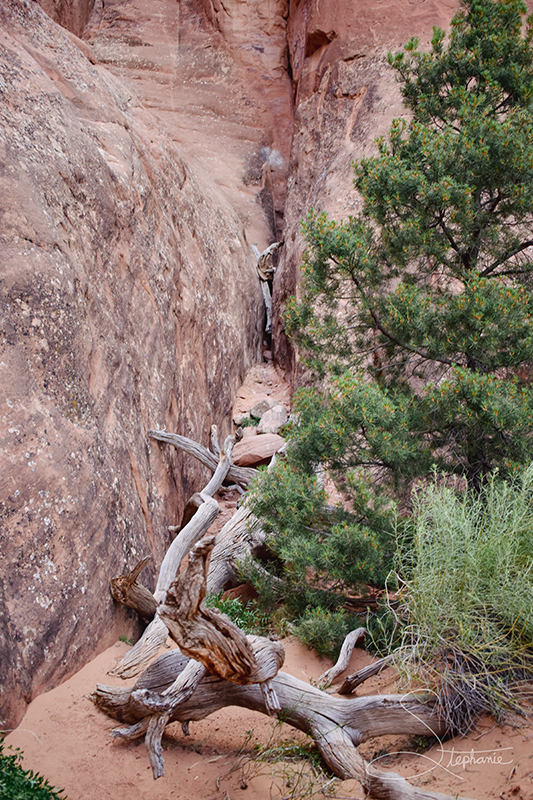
[5,636,533,800]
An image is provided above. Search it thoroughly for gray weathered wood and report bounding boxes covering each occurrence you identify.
[110,556,157,621]
[94,650,475,800]
[149,429,257,488]
[339,655,395,694]
[110,433,240,679]
[317,627,367,687]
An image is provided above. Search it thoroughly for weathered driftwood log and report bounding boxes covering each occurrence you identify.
[108,532,286,781]
[110,556,157,622]
[317,627,366,688]
[110,430,242,679]
[93,650,475,800]
[339,654,396,695]
[111,423,273,678]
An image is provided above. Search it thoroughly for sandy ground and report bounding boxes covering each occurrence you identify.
[5,635,533,800]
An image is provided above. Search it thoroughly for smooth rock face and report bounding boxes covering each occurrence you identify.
[0,0,267,728]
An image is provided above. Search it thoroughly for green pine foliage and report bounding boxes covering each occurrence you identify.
[204,592,272,636]
[285,0,533,492]
[0,740,64,800]
[245,461,392,658]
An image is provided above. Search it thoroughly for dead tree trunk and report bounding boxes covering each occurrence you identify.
[253,241,283,335]
[110,426,267,679]
[103,426,478,800]
[94,650,474,800]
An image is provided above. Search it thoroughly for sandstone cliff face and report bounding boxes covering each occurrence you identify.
[0,0,460,729]
[0,0,267,728]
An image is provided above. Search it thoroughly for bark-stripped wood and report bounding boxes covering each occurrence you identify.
[253,241,283,334]
[110,430,242,678]
[148,429,258,488]
[317,626,366,687]
[159,533,284,715]
[339,655,395,694]
[93,650,475,800]
[206,502,266,593]
[110,556,157,621]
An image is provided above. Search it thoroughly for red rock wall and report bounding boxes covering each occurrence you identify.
[35,0,95,37]
[272,0,457,375]
[0,0,265,728]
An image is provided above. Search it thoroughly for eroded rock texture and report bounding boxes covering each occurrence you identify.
[0,0,460,728]
[0,0,270,727]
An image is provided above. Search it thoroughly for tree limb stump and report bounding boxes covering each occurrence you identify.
[110,556,157,622]
[339,655,395,694]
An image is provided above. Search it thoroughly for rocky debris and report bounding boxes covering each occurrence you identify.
[233,411,252,427]
[233,363,292,420]
[250,397,277,420]
[231,364,292,460]
[232,433,286,467]
[257,404,288,434]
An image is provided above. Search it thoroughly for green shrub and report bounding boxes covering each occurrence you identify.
[0,739,64,800]
[245,459,392,654]
[291,607,357,661]
[205,592,272,637]
[385,468,533,734]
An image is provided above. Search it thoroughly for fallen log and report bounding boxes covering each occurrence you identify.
[93,650,475,800]
[110,429,242,678]
[148,429,258,488]
[102,426,477,800]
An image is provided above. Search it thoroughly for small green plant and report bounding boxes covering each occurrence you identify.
[205,592,272,636]
[291,607,356,661]
[238,416,260,428]
[118,634,136,646]
[231,725,337,800]
[0,739,64,800]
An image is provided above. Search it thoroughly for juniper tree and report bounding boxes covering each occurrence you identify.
[248,0,533,651]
